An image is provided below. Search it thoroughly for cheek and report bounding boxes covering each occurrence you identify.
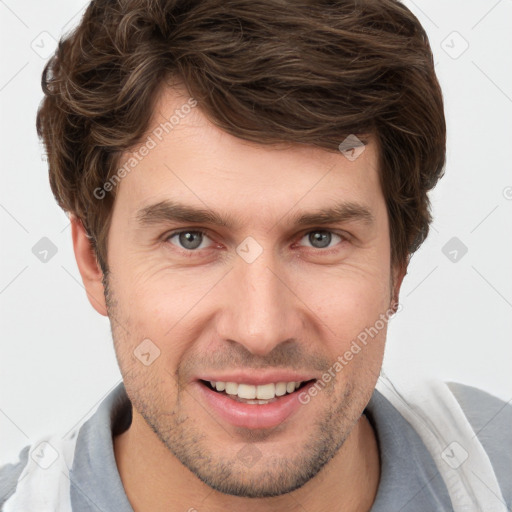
[296,266,391,391]
[111,267,221,362]
[297,264,392,341]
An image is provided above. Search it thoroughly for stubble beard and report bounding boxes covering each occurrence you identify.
[103,271,372,499]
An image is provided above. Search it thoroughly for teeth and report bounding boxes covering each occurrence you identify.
[275,382,287,396]
[225,382,238,395]
[208,380,306,400]
[237,383,256,399]
[256,383,275,400]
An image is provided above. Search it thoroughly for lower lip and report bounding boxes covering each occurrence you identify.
[195,380,315,429]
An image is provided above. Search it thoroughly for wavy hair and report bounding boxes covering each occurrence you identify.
[36,0,446,273]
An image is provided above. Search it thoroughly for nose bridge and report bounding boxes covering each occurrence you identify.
[220,245,296,355]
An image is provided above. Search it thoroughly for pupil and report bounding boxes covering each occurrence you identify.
[179,231,202,249]
[309,231,331,248]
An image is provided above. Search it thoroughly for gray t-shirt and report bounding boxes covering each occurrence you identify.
[1,382,511,511]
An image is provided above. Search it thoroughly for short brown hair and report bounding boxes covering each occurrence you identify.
[36,0,446,273]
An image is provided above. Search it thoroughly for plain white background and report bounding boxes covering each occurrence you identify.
[1,0,511,464]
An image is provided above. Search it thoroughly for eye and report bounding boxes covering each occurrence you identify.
[298,230,345,249]
[166,230,213,251]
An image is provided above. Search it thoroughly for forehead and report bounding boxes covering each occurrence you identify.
[113,85,383,226]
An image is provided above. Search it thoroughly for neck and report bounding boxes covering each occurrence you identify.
[114,412,380,512]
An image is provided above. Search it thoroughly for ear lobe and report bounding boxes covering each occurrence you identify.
[70,215,108,316]
[391,261,407,311]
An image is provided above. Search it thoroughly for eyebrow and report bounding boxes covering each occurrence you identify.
[135,199,374,229]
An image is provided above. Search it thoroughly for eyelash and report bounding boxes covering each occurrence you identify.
[163,228,349,254]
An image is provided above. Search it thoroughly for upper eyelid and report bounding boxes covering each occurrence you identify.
[164,228,349,247]
[164,227,347,237]
[164,228,212,242]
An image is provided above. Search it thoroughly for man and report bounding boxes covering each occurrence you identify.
[1,0,510,511]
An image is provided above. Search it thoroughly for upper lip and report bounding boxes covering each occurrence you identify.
[195,371,317,386]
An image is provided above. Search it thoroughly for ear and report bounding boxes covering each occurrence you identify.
[70,215,108,316]
[391,260,407,311]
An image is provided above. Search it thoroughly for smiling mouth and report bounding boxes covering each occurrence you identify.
[199,379,316,405]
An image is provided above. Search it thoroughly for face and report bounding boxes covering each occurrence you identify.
[102,85,400,498]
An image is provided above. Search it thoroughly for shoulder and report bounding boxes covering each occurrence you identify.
[0,433,78,511]
[0,445,30,508]
[0,383,129,511]
[374,375,511,510]
[448,381,512,504]
[447,382,512,432]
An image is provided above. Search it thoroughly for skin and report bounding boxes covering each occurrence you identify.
[72,84,406,512]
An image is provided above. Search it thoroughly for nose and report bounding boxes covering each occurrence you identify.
[215,246,302,356]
